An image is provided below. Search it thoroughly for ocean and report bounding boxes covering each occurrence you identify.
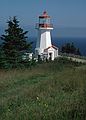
[30,37,86,56]
[0,37,86,56]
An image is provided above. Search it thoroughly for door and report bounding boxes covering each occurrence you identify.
[49,53,52,60]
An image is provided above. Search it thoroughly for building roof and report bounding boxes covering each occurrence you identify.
[39,11,50,18]
[44,45,58,51]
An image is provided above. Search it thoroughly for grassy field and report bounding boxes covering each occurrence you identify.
[0,58,86,120]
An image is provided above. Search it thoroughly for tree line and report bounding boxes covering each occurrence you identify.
[0,16,81,69]
[61,42,81,55]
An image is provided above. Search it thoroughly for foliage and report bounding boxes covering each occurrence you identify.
[0,16,32,68]
[0,60,86,120]
[61,42,81,55]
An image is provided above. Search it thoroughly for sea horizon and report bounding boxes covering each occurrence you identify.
[29,37,86,56]
[0,35,86,56]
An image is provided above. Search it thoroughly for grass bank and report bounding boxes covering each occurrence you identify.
[0,58,86,120]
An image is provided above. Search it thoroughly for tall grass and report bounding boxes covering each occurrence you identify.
[0,59,86,120]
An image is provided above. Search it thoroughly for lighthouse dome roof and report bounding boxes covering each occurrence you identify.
[39,11,50,18]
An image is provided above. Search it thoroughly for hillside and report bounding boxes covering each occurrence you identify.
[0,59,86,120]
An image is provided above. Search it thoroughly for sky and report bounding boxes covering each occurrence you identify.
[0,0,86,37]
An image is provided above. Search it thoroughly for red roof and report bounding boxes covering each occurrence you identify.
[44,45,58,51]
[43,11,47,16]
[39,11,50,18]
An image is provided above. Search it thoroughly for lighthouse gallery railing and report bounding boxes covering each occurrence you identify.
[35,23,53,28]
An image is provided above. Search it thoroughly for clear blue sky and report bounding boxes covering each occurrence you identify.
[0,0,86,37]
[0,0,86,27]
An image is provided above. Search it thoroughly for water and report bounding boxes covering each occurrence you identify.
[30,37,86,56]
[0,37,86,56]
[52,37,86,56]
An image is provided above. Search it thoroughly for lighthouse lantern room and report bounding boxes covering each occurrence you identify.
[35,11,58,60]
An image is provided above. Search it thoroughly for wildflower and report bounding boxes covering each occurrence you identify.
[44,103,48,108]
[36,96,39,100]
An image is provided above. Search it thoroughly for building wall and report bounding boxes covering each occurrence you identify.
[47,47,58,60]
[54,49,58,58]
[36,29,52,55]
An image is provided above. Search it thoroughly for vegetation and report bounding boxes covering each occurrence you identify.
[0,16,86,120]
[0,16,32,69]
[61,42,81,55]
[0,58,86,120]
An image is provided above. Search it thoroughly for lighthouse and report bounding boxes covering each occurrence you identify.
[35,11,58,60]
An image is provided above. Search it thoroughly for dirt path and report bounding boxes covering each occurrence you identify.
[67,56,86,63]
[59,55,86,63]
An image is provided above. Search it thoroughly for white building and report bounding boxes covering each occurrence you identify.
[35,11,58,61]
[22,52,33,61]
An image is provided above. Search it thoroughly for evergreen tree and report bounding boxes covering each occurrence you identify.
[70,42,76,54]
[76,48,81,55]
[61,45,65,53]
[61,42,81,56]
[0,45,5,68]
[1,16,31,68]
[65,43,71,53]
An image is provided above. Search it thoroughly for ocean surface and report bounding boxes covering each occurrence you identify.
[0,37,86,56]
[30,37,86,56]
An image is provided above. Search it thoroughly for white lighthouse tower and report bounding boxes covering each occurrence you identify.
[35,11,58,60]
